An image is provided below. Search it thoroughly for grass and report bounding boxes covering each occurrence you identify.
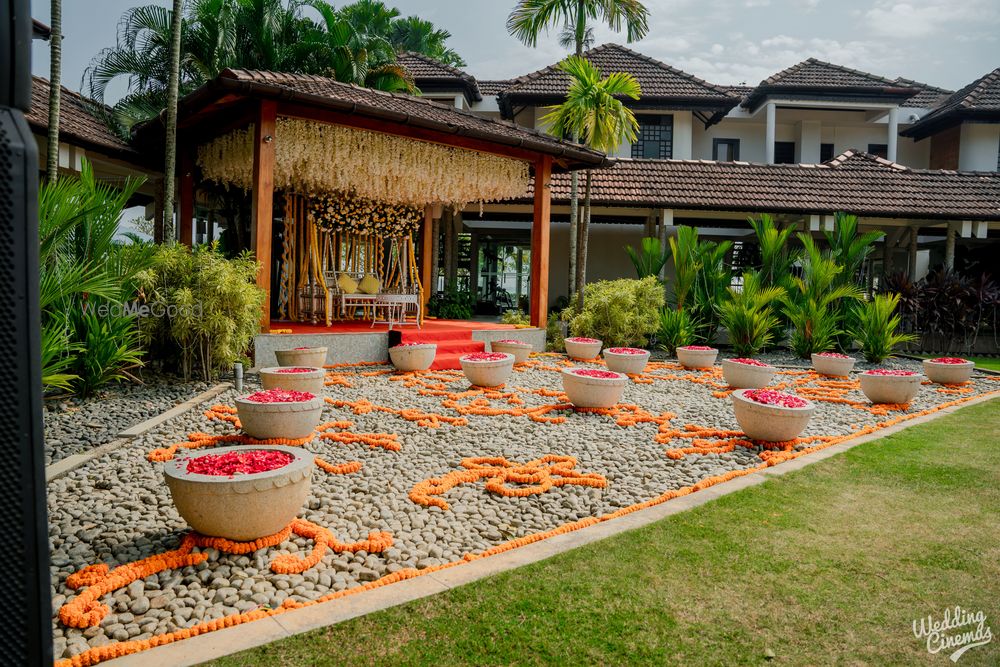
[913,354,1000,372]
[207,399,1000,666]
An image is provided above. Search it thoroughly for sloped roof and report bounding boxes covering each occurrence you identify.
[744,58,917,110]
[26,76,137,158]
[477,80,512,96]
[524,150,1000,221]
[396,52,481,103]
[902,68,1000,140]
[498,43,738,117]
[894,77,953,108]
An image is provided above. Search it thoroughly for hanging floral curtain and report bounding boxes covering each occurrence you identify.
[308,193,421,237]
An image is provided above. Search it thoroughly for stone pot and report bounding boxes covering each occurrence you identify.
[859,372,923,404]
[811,353,857,377]
[676,346,718,369]
[603,347,651,375]
[731,389,815,442]
[489,339,533,363]
[561,368,627,409]
[564,337,603,361]
[235,394,324,440]
[259,367,325,395]
[275,346,327,368]
[721,359,776,388]
[922,359,975,384]
[389,343,437,371]
[460,353,515,387]
[164,445,313,541]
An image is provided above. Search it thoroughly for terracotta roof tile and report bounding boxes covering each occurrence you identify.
[903,68,1000,139]
[744,58,918,110]
[893,77,953,108]
[396,52,481,101]
[25,76,136,156]
[477,80,511,96]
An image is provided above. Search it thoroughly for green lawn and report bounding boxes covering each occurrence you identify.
[914,354,1000,372]
[207,399,1000,666]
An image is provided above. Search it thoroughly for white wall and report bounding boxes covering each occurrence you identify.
[959,123,1000,171]
[547,222,647,305]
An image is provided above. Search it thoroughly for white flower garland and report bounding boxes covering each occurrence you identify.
[196,119,530,207]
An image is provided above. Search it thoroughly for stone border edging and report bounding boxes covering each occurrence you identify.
[46,383,231,483]
[100,389,1000,667]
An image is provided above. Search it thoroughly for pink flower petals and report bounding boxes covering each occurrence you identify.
[728,358,769,367]
[186,450,293,476]
[743,389,809,408]
[929,357,969,364]
[244,389,316,403]
[864,369,918,376]
[570,369,622,379]
[606,347,647,355]
[461,352,510,362]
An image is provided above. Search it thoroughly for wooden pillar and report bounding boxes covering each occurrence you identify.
[529,156,552,328]
[178,144,195,246]
[421,205,434,310]
[250,100,277,332]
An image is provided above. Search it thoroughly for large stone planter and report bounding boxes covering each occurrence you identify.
[259,367,325,395]
[389,343,437,371]
[922,358,975,384]
[275,346,327,368]
[731,389,815,442]
[460,352,515,387]
[859,371,923,404]
[164,445,313,540]
[489,339,533,363]
[564,337,603,361]
[721,358,776,388]
[235,392,323,440]
[676,346,718,369]
[561,368,627,408]
[603,347,650,375]
[811,353,857,377]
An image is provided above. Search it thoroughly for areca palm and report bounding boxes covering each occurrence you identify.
[508,0,650,302]
[542,55,640,310]
[390,16,465,67]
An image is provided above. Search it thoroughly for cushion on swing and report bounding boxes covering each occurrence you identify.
[358,274,381,294]
[337,273,359,294]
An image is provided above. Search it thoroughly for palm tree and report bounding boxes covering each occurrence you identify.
[542,55,640,310]
[161,0,185,244]
[508,0,650,301]
[390,16,465,67]
[46,0,63,183]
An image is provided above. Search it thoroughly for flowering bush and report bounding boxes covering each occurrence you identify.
[244,389,316,403]
[743,389,809,408]
[564,277,664,347]
[185,450,293,476]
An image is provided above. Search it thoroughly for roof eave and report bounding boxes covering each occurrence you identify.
[744,85,919,112]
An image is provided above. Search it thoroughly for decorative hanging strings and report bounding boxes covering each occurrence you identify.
[196,119,530,208]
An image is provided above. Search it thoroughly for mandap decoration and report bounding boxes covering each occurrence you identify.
[309,193,421,237]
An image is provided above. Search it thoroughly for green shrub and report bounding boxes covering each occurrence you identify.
[720,271,785,356]
[136,242,265,380]
[500,310,530,326]
[667,225,731,343]
[546,312,566,352]
[850,293,917,363]
[427,281,474,319]
[625,237,668,279]
[657,307,695,355]
[73,310,144,395]
[563,277,664,347]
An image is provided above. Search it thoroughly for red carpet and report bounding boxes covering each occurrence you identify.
[397,329,484,370]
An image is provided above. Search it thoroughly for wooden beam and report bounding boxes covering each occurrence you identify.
[421,205,434,312]
[251,100,277,332]
[529,156,553,328]
[178,145,195,247]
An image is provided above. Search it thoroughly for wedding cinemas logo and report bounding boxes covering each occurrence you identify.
[912,606,992,662]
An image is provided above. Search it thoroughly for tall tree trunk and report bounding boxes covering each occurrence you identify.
[566,0,586,307]
[45,0,62,183]
[575,169,592,312]
[161,0,184,243]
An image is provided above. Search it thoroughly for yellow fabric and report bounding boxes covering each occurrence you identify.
[358,274,381,294]
[337,273,359,294]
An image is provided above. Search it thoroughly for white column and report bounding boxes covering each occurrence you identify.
[944,222,957,271]
[799,120,821,164]
[764,102,776,164]
[673,112,693,159]
[887,107,899,163]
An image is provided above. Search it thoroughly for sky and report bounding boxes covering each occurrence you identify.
[31,0,1000,100]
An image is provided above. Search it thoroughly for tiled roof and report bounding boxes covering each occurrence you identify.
[477,80,512,96]
[396,52,481,102]
[902,68,1000,139]
[499,43,738,113]
[893,77,952,108]
[26,76,136,156]
[744,58,917,110]
[524,150,1000,221]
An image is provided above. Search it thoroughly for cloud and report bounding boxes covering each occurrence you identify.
[863,1,992,38]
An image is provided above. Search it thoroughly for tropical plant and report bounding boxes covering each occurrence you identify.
[850,293,917,363]
[500,310,530,326]
[542,55,640,311]
[667,225,699,310]
[390,15,464,66]
[508,0,650,301]
[427,281,475,320]
[747,213,799,290]
[656,307,695,355]
[720,271,786,356]
[46,0,62,183]
[824,212,884,288]
[690,238,732,344]
[563,276,663,347]
[625,236,668,279]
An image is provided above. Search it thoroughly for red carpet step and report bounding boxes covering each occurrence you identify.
[390,330,484,370]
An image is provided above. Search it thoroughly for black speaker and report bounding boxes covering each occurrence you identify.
[0,0,54,664]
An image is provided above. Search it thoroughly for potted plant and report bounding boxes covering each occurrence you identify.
[459,352,515,387]
[721,358,776,388]
[564,336,603,360]
[275,346,327,368]
[389,342,437,371]
[603,347,650,374]
[489,339,533,363]
[561,368,628,409]
[922,357,975,384]
[259,366,325,395]
[859,369,923,404]
[235,389,324,440]
[811,352,857,377]
[164,446,313,540]
[731,388,815,442]
[676,345,718,369]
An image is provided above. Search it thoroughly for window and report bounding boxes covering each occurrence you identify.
[820,143,835,162]
[774,141,796,164]
[631,115,673,159]
[713,138,740,161]
[868,143,888,159]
